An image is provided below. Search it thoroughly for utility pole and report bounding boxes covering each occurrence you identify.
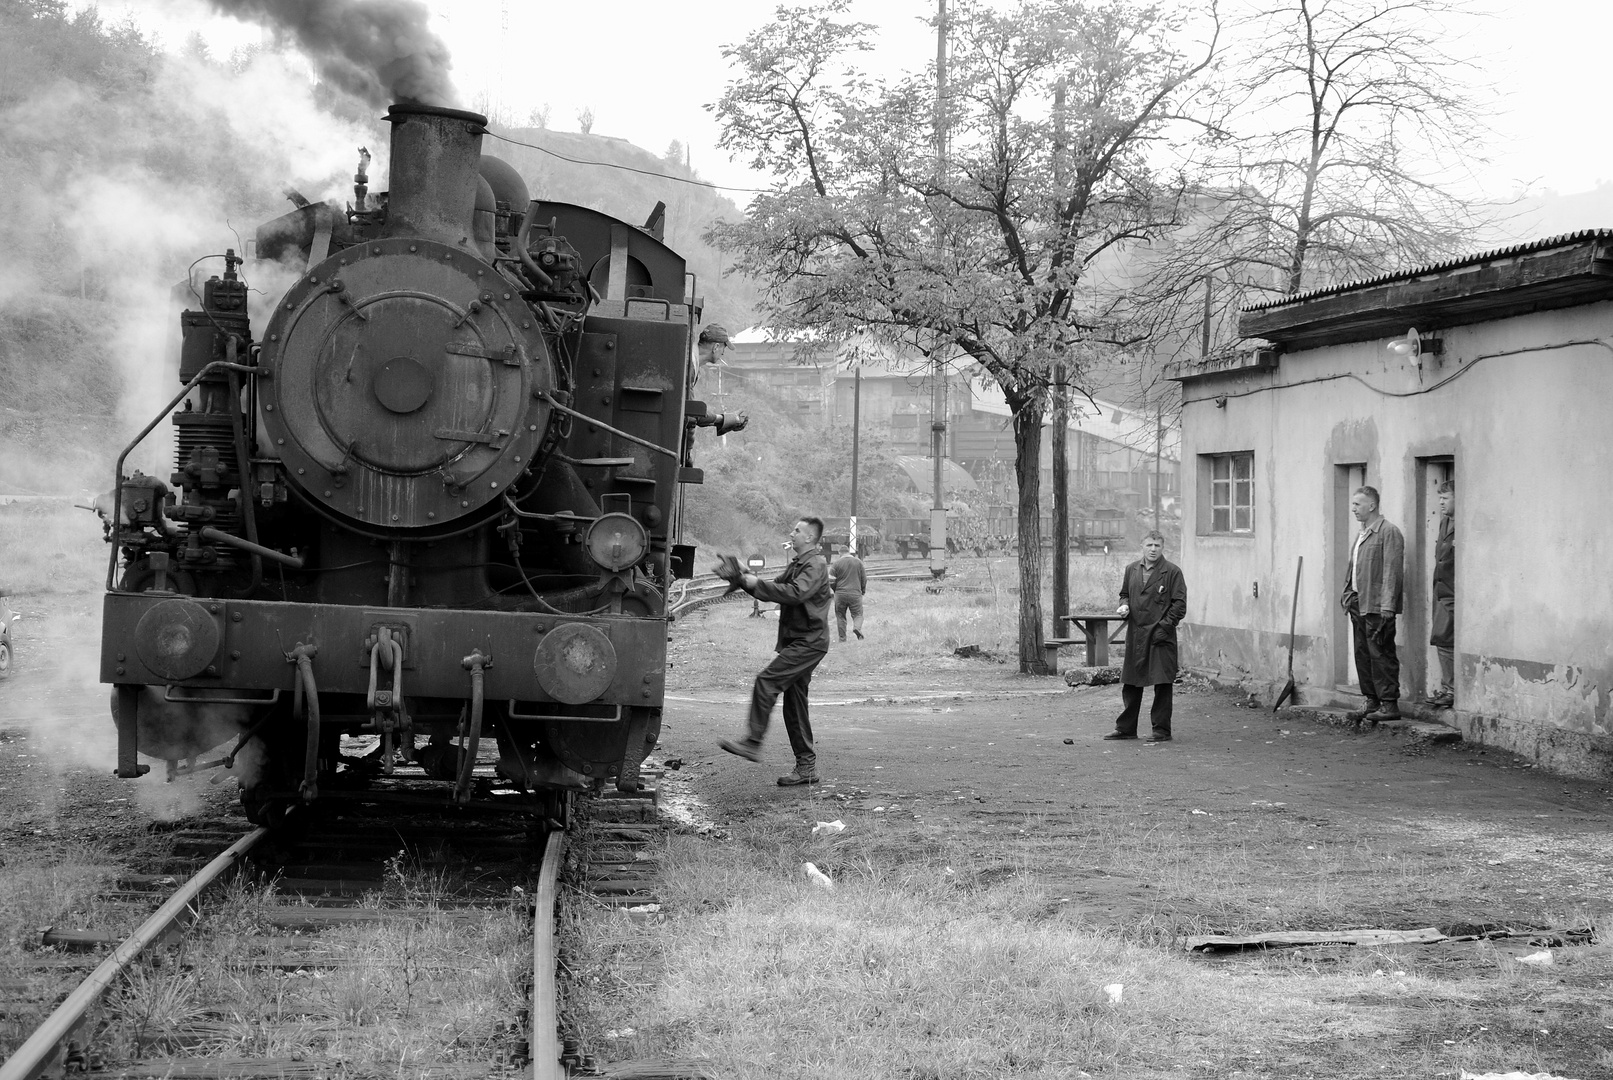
[928,0,950,580]
[1153,407,1163,532]
[850,367,861,555]
[1050,77,1069,626]
[1051,362,1069,623]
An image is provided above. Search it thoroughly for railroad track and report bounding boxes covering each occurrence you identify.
[0,791,569,1079]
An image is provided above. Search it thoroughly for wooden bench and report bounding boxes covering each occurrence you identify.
[1041,637,1084,674]
[1058,612,1130,667]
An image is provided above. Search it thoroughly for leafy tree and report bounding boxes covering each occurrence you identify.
[709,0,1217,672]
[576,106,594,134]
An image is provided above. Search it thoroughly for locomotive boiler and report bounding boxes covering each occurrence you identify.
[99,104,740,822]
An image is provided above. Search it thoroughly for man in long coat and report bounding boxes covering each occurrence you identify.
[1104,530,1188,743]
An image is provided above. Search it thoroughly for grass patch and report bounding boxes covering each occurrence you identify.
[0,502,106,595]
[673,553,1131,689]
[563,808,1613,1079]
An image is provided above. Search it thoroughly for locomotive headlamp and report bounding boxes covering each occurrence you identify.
[584,513,648,572]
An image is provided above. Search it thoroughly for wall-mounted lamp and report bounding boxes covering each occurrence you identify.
[1386,327,1444,357]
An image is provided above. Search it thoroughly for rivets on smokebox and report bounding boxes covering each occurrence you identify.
[409,245,418,252]
[232,612,243,622]
[115,666,125,676]
[461,500,470,508]
[324,490,333,498]
[427,511,436,519]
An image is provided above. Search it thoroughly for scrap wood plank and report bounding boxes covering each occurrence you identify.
[1187,927,1449,952]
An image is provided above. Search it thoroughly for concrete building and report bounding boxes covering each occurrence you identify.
[1171,231,1613,778]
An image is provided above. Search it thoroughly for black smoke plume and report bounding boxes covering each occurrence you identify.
[206,0,457,108]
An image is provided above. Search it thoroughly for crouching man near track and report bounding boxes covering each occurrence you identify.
[719,516,835,786]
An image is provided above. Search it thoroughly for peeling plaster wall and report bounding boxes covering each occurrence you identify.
[1179,300,1613,776]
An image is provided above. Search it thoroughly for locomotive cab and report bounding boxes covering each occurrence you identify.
[99,103,729,823]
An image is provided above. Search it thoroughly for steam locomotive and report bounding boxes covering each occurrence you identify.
[99,104,740,823]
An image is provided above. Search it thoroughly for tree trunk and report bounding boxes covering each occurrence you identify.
[1011,390,1048,675]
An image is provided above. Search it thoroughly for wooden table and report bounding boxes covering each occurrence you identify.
[1057,612,1129,667]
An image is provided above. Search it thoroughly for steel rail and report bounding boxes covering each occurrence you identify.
[0,827,270,1080]
[530,828,567,1080]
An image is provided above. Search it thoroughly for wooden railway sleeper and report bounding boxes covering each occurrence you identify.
[285,643,320,802]
[454,650,491,805]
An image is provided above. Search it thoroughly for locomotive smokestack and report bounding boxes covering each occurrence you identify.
[381,103,488,248]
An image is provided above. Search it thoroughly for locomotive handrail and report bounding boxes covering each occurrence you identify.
[501,498,601,523]
[106,359,259,592]
[535,390,680,460]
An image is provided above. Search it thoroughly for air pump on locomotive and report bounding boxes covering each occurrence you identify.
[99,104,743,823]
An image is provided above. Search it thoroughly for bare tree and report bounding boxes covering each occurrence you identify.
[526,103,551,129]
[1135,0,1492,346]
[710,0,1218,672]
[576,106,594,135]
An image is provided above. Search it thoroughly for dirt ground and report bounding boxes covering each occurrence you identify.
[662,602,1613,934]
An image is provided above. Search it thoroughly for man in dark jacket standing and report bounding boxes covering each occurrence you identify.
[719,517,835,785]
[1104,531,1187,743]
[1429,481,1455,708]
[1340,485,1405,722]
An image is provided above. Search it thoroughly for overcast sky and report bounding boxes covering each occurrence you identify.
[104,0,1613,205]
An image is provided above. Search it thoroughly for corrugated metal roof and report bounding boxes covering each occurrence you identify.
[1243,230,1613,312]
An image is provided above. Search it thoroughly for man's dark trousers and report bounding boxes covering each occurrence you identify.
[746,640,827,773]
[1348,607,1400,705]
[1115,683,1173,737]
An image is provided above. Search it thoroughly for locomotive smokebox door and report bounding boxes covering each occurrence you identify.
[258,238,555,535]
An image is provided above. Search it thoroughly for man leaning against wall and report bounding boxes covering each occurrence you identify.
[1341,486,1405,723]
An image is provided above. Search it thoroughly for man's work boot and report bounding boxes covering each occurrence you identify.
[853,629,864,640]
[1428,692,1454,709]
[777,767,819,786]
[1365,703,1402,723]
[1102,731,1137,741]
[719,737,762,762]
[1345,703,1379,723]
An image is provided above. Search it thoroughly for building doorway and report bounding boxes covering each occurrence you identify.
[1333,463,1367,688]
[1411,457,1455,703]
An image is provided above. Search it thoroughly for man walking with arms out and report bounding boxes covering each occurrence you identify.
[719,517,835,786]
[1341,486,1405,723]
[831,544,867,641]
[1104,530,1187,743]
